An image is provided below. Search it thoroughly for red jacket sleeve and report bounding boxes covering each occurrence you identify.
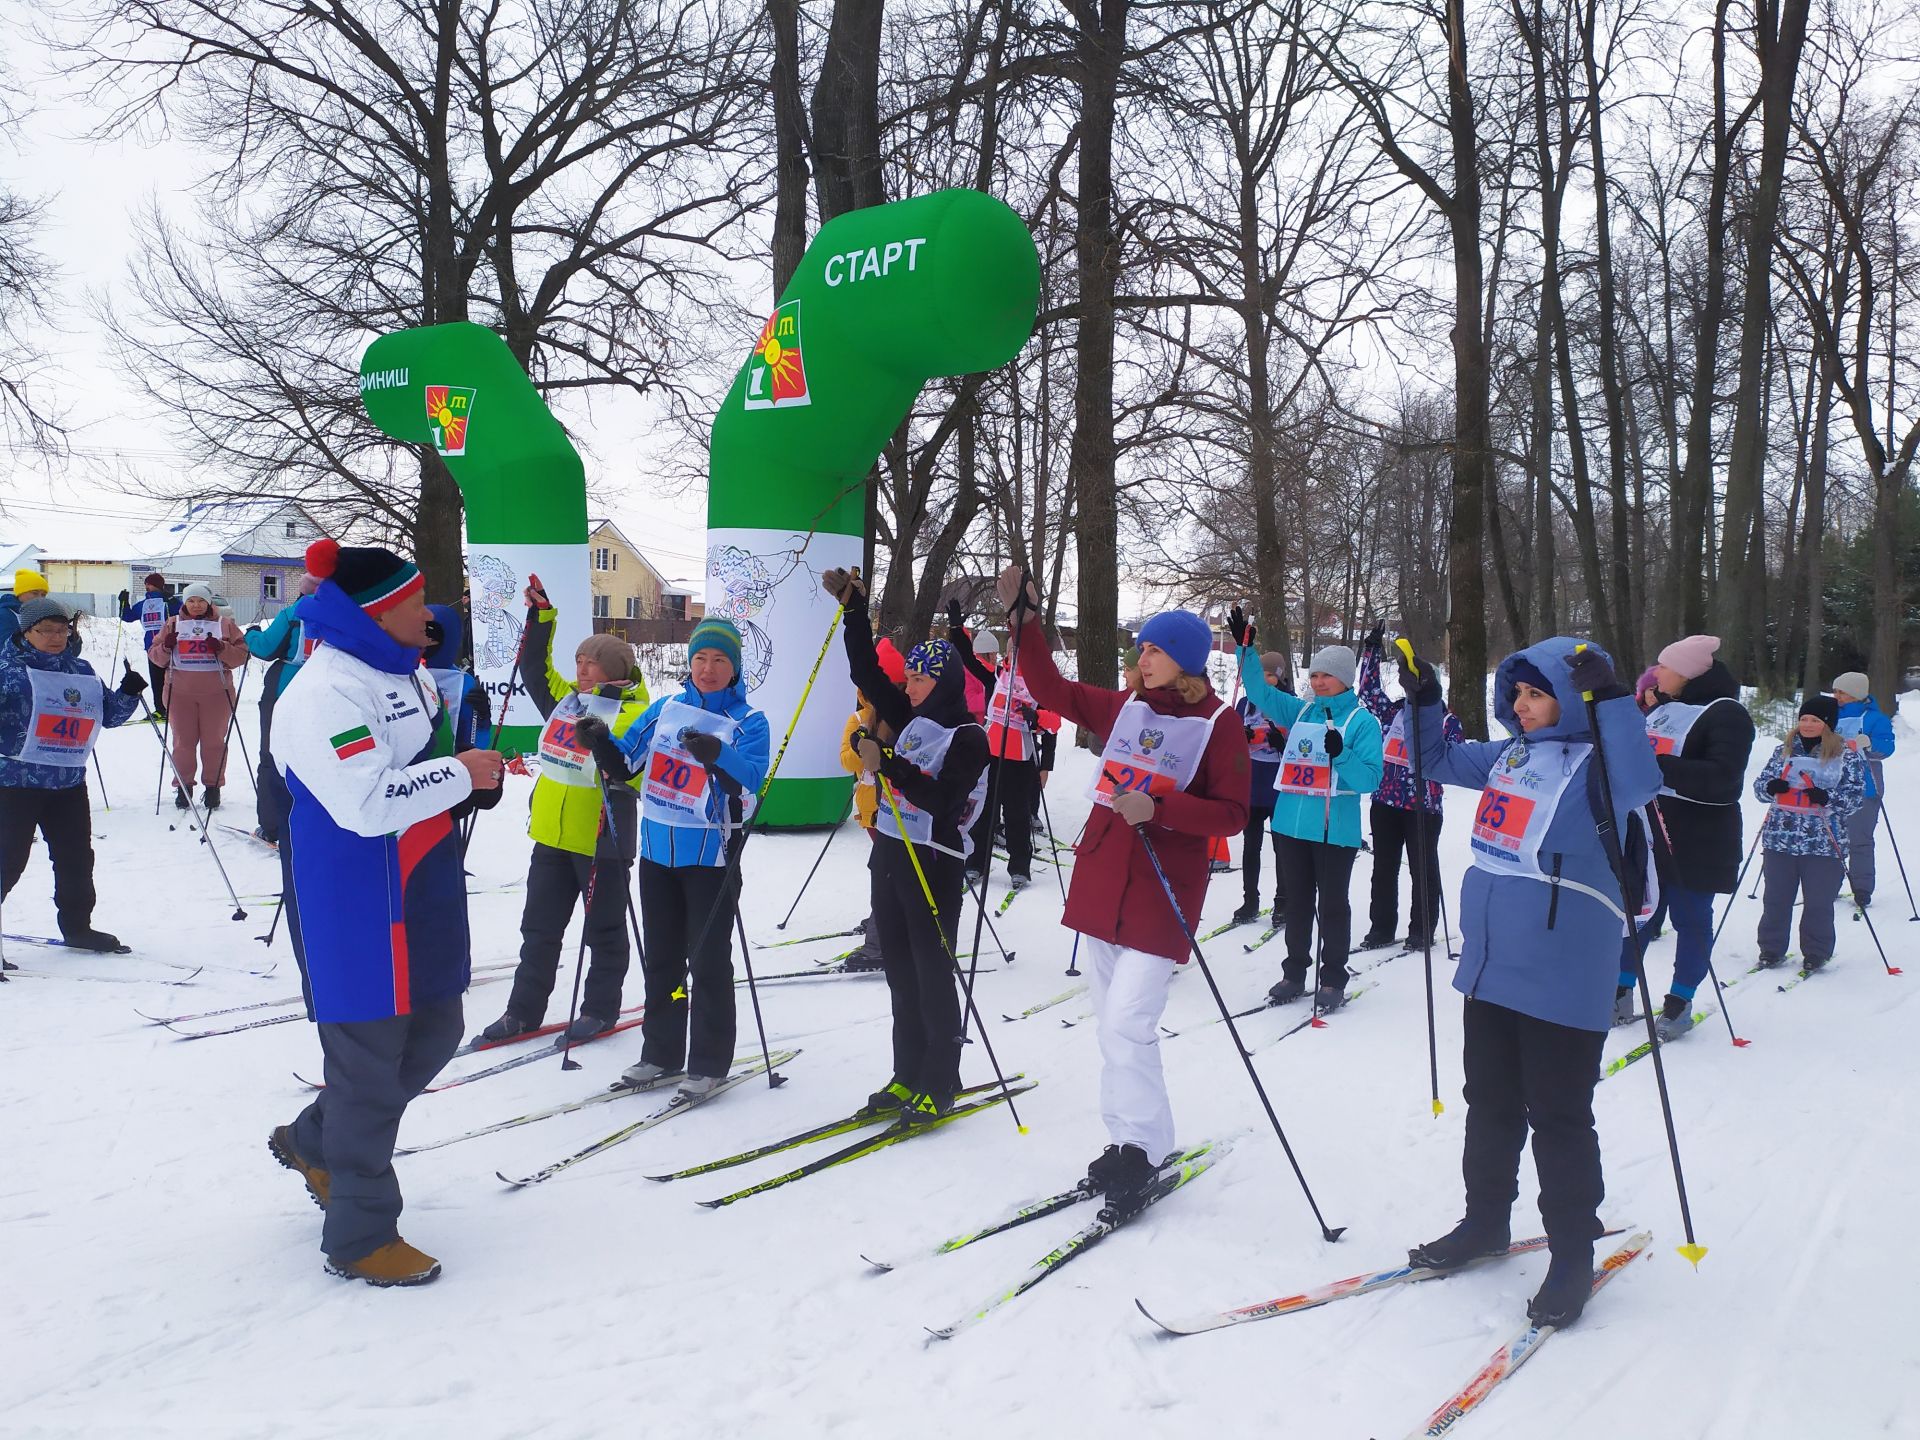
[1152,710,1250,839]
[1011,619,1126,743]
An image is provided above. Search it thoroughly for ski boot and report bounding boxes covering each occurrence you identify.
[842,942,885,973]
[59,927,124,953]
[676,1073,723,1101]
[268,1126,331,1210]
[326,1238,441,1288]
[619,1059,681,1089]
[1009,873,1031,891]
[1094,1146,1159,1222]
[1408,1215,1511,1272]
[1755,952,1786,970]
[174,785,192,811]
[1802,954,1830,974]
[1526,1245,1595,1328]
[1610,986,1638,1027]
[203,785,222,810]
[900,1089,956,1126]
[1266,976,1306,1005]
[1230,899,1261,925]
[862,1080,914,1116]
[477,1011,535,1043]
[1313,985,1348,1014]
[563,1011,617,1041]
[1653,995,1694,1043]
[1354,928,1397,952]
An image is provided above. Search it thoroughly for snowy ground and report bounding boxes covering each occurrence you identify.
[4,624,1917,1439]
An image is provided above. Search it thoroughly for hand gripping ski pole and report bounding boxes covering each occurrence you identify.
[1573,644,1705,1266]
[1121,784,1344,1244]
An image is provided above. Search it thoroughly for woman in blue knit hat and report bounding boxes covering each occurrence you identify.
[1231,608,1384,1013]
[579,612,769,1100]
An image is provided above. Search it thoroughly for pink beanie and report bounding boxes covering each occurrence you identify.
[1636,666,1660,696]
[1657,634,1720,681]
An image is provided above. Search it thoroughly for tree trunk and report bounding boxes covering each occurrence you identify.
[1068,0,1128,693]
[768,0,811,296]
[809,0,887,219]
[1716,0,1812,672]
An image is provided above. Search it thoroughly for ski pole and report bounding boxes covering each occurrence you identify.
[256,892,284,946]
[1711,824,1764,950]
[558,778,616,1072]
[1393,639,1444,1118]
[1064,930,1082,977]
[1129,821,1344,1243]
[960,578,1031,1020]
[1573,644,1705,1266]
[1036,763,1070,906]
[153,675,172,814]
[678,602,846,973]
[1827,817,1902,975]
[1874,803,1920,921]
[92,750,111,811]
[216,657,257,797]
[878,775,1026,1133]
[778,787,855,929]
[733,901,785,1089]
[130,676,247,921]
[962,870,1018,966]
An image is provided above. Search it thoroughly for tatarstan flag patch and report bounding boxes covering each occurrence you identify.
[331,725,376,760]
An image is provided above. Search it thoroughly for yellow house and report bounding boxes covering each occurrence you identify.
[588,519,690,630]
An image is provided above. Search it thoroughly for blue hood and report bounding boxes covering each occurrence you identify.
[303,580,423,676]
[1492,636,1615,743]
[675,675,749,714]
[425,603,465,668]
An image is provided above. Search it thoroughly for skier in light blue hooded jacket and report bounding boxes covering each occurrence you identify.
[1400,636,1660,1334]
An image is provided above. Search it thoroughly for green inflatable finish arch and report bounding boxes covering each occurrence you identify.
[708,188,1040,826]
[358,322,592,757]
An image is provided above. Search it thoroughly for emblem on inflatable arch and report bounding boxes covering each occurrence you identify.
[744,302,809,411]
[707,543,776,690]
[426,384,476,455]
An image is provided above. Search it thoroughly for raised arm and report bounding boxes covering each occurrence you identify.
[1239,646,1306,728]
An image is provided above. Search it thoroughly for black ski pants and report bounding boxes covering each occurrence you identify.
[637,858,737,1079]
[147,659,168,717]
[1242,804,1285,911]
[1459,996,1607,1250]
[968,755,1037,878]
[507,842,633,1023]
[1368,801,1444,943]
[1,783,97,935]
[1278,834,1357,989]
[869,835,965,1101]
[286,994,463,1262]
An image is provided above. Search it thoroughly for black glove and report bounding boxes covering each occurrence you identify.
[947,598,965,634]
[1323,727,1344,759]
[1018,704,1040,728]
[1764,777,1790,796]
[682,730,723,765]
[1805,786,1830,807]
[574,714,610,748]
[424,617,445,649]
[245,623,262,638]
[118,589,130,611]
[1244,724,1257,743]
[1365,620,1385,652]
[1567,647,1617,696]
[1397,644,1442,706]
[1226,605,1254,648]
[118,664,148,697]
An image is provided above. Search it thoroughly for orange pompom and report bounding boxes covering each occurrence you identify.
[305,537,340,579]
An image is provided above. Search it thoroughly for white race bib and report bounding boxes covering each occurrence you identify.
[1382,709,1412,770]
[641,697,738,831]
[537,689,620,787]
[1086,696,1227,810]
[11,668,105,767]
[139,596,169,635]
[428,668,468,726]
[1645,697,1741,800]
[172,617,225,672]
[877,716,989,860]
[1274,712,1359,797]
[1468,738,1589,877]
[1773,751,1844,816]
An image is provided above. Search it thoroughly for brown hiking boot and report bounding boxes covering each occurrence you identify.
[267,1126,330,1210]
[325,1238,442,1288]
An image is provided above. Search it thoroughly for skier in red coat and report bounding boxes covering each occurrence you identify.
[994,564,1248,1211]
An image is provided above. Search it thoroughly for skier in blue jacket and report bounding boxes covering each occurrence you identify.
[1830,671,1895,907]
[580,617,770,1100]
[2,597,147,953]
[1231,607,1384,1011]
[120,573,178,718]
[423,603,492,752]
[1400,637,1660,1331]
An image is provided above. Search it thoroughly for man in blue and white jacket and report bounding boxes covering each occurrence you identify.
[580,617,770,1100]
[266,539,504,1289]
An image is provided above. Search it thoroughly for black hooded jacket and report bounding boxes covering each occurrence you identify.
[843,601,989,857]
[1650,660,1756,894]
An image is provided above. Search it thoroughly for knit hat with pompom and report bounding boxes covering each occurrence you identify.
[305,538,422,616]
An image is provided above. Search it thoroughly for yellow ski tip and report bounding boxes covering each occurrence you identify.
[1431,1098,1445,1117]
[1677,1242,1709,1268]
